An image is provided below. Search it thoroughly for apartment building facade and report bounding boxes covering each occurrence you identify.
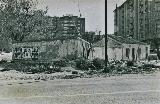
[114,0,160,43]
[23,15,86,41]
[59,15,85,37]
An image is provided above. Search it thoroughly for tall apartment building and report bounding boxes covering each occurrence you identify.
[22,15,85,42]
[114,0,160,43]
[153,0,160,38]
[59,15,85,37]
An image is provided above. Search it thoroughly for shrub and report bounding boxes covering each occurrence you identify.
[5,61,25,71]
[92,58,105,70]
[102,67,110,73]
[0,60,7,64]
[53,59,68,67]
[72,71,78,74]
[68,61,76,67]
[63,54,78,61]
[75,57,92,70]
[127,61,134,66]
[141,64,156,73]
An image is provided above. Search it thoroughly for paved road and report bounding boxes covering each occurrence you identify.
[0,74,160,104]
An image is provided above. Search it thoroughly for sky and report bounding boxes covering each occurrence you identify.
[37,0,105,34]
[107,0,126,34]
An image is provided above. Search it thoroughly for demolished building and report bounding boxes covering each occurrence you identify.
[12,37,92,62]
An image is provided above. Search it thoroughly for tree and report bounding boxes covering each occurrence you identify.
[0,0,37,41]
[0,0,63,44]
[0,0,59,42]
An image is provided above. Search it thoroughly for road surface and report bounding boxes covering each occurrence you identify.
[0,74,160,104]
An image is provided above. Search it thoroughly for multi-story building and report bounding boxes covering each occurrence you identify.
[153,0,160,38]
[114,0,160,42]
[59,15,85,37]
[24,15,85,41]
[114,0,150,41]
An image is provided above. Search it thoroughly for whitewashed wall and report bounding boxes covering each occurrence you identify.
[122,44,150,61]
[92,44,150,61]
[92,47,123,61]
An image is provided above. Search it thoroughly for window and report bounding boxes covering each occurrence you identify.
[146,47,148,59]
[126,48,130,58]
[132,48,135,60]
[26,53,28,57]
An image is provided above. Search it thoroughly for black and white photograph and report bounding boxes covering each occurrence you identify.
[0,0,160,104]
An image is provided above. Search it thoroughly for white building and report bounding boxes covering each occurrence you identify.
[91,35,150,61]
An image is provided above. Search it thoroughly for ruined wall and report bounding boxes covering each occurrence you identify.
[12,38,91,62]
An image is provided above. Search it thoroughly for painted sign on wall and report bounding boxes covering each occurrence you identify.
[14,47,39,60]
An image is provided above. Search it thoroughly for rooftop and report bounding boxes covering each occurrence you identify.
[93,34,148,47]
[108,34,148,45]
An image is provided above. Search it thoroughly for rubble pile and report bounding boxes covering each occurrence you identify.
[107,60,159,75]
[0,70,80,80]
[0,58,159,80]
[82,60,160,77]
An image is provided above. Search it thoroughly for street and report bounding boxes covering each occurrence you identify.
[0,74,160,104]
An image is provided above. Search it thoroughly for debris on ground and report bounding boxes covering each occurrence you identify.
[0,59,159,80]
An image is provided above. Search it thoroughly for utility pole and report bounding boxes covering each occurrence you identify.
[105,0,108,67]
[115,4,118,36]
